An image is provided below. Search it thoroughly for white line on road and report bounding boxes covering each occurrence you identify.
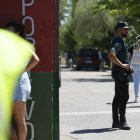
[60,109,140,116]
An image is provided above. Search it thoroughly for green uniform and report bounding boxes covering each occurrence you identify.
[111,37,128,64]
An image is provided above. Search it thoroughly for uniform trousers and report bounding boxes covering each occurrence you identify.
[112,80,129,123]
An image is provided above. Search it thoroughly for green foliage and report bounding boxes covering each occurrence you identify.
[71,0,115,49]
[59,0,72,25]
[70,0,78,18]
[59,0,78,54]
[59,23,77,52]
[97,0,140,32]
[96,0,140,45]
[59,0,67,21]
[59,0,140,53]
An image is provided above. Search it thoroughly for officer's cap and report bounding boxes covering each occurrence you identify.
[115,21,130,30]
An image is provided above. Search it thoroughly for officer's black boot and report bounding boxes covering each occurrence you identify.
[119,116,131,130]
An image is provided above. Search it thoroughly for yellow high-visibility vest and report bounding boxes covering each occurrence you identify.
[0,29,34,140]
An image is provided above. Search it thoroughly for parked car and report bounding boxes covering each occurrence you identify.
[76,48,101,70]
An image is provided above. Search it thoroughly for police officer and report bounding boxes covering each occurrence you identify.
[108,21,131,130]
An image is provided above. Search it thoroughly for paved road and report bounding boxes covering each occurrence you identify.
[60,68,140,140]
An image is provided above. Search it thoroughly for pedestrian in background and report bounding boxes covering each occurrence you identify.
[108,21,131,130]
[129,35,140,103]
[64,51,69,67]
[6,21,39,140]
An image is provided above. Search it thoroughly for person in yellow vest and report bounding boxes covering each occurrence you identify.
[0,28,36,140]
[5,21,39,140]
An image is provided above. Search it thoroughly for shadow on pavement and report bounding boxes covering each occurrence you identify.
[60,67,110,72]
[107,101,140,105]
[106,102,112,105]
[127,105,140,108]
[71,128,118,134]
[63,78,113,83]
[127,101,136,104]
[74,78,113,82]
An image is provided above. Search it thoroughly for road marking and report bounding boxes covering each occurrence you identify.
[60,109,140,116]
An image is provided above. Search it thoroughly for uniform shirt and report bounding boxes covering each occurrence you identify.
[111,37,129,65]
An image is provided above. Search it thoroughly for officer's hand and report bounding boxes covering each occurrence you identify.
[122,64,130,70]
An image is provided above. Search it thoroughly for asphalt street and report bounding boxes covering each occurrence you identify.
[60,68,140,140]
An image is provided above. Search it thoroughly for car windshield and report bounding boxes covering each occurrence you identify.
[79,49,98,57]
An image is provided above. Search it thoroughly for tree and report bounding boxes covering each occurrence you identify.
[60,0,140,53]
[59,22,77,52]
[70,0,78,18]
[96,0,140,46]
[71,0,115,50]
[59,0,71,25]
[59,0,78,54]
[97,0,140,32]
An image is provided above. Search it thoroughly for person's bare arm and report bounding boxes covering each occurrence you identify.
[108,51,129,70]
[25,51,39,72]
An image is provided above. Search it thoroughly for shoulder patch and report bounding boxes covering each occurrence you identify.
[113,43,120,48]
